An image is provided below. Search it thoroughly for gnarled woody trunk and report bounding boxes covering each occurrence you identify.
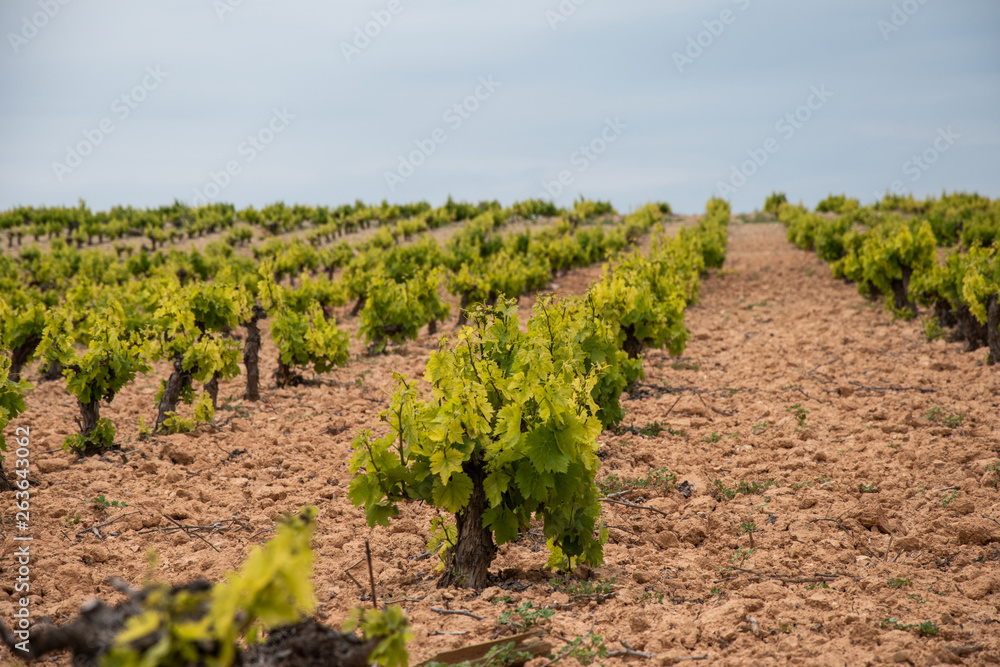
[987,293,999,366]
[155,358,193,431]
[438,460,496,590]
[242,304,267,401]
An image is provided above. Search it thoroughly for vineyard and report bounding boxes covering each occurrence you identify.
[0,192,998,666]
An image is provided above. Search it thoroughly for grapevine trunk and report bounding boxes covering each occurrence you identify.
[78,398,101,438]
[890,266,916,317]
[621,324,644,360]
[9,334,40,383]
[934,299,957,328]
[987,293,999,366]
[952,305,989,351]
[438,462,496,589]
[204,372,220,410]
[156,358,193,431]
[242,306,266,401]
[40,360,63,383]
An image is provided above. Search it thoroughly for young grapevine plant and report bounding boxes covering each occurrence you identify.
[349,300,607,589]
[38,304,150,454]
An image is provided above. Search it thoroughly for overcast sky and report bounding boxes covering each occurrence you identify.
[1,0,998,214]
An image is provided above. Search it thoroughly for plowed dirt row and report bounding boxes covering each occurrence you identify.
[3,221,999,666]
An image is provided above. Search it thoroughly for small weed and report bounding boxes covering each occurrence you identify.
[550,578,615,597]
[91,494,128,510]
[497,602,555,631]
[787,404,809,431]
[562,634,608,666]
[985,460,1000,488]
[598,468,676,497]
[858,483,878,494]
[740,521,756,535]
[908,594,926,604]
[137,417,152,442]
[671,360,701,371]
[727,433,740,439]
[922,317,947,342]
[917,622,939,637]
[752,422,770,435]
[710,586,723,596]
[712,479,778,501]
[724,388,739,397]
[878,618,939,637]
[930,589,947,597]
[888,577,911,589]
[806,582,831,591]
[702,432,722,443]
[638,422,664,437]
[633,589,665,605]
[941,490,958,507]
[731,547,756,567]
[925,406,965,428]
[62,512,82,527]
[219,400,250,419]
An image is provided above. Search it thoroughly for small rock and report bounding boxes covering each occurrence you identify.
[654,531,680,549]
[891,651,911,664]
[160,441,195,466]
[956,517,1000,546]
[36,457,71,474]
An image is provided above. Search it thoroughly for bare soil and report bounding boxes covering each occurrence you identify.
[3,221,999,666]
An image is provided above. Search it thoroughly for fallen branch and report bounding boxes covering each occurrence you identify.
[430,607,485,621]
[598,497,669,517]
[163,514,220,553]
[551,592,617,610]
[807,356,840,375]
[75,511,140,540]
[849,383,936,394]
[728,567,841,584]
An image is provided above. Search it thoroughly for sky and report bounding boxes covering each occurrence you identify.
[0,0,998,215]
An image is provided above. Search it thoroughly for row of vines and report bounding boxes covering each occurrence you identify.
[0,196,727,665]
[769,190,1000,364]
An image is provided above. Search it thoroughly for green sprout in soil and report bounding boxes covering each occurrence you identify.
[925,406,965,428]
[786,404,809,430]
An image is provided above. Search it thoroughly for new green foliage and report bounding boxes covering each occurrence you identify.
[38,303,150,454]
[350,300,608,587]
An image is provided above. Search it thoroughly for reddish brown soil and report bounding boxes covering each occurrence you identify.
[3,221,999,667]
